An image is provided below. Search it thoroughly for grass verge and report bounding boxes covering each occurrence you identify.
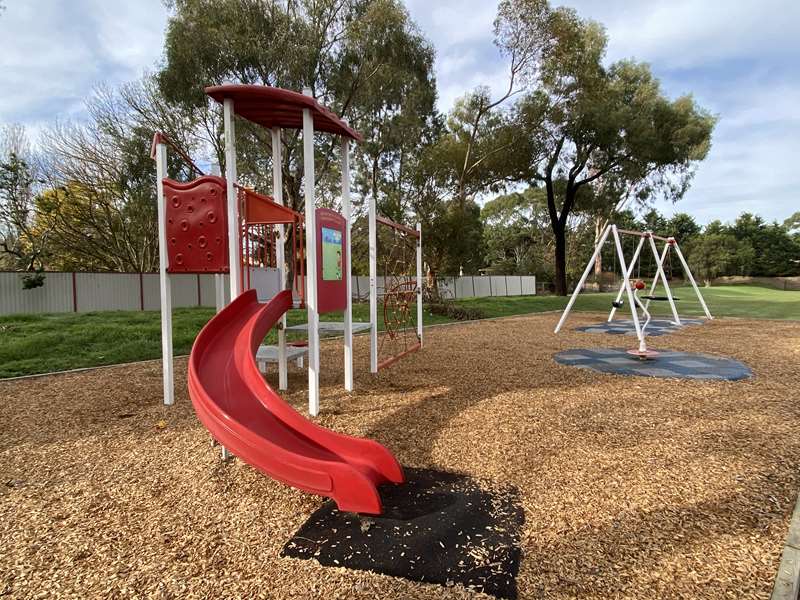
[0,284,796,378]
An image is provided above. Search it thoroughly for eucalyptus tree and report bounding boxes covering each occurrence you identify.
[0,124,48,278]
[496,0,716,294]
[159,0,437,219]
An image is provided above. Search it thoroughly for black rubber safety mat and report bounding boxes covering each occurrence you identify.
[282,468,525,599]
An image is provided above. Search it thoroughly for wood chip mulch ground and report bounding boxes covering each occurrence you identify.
[1,312,799,599]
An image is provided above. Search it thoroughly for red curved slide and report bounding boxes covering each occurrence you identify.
[187,289,404,514]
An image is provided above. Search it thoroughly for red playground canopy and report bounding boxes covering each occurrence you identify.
[205,84,363,142]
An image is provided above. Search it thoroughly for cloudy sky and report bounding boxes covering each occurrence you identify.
[1,0,798,225]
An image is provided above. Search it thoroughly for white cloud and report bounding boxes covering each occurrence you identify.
[2,0,797,225]
[0,0,167,138]
[574,0,800,70]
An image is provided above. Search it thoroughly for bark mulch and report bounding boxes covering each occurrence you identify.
[1,312,799,599]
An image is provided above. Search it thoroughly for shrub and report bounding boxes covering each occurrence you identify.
[427,301,485,321]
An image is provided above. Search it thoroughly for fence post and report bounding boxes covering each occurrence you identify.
[504,276,508,296]
[453,276,457,299]
[139,272,144,311]
[489,276,493,296]
[472,275,476,298]
[196,274,202,306]
[71,272,77,312]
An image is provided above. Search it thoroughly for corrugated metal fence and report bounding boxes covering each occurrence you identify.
[0,271,536,315]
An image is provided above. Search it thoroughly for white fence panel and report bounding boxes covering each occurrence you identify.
[1,271,543,315]
[521,276,536,295]
[142,274,160,311]
[490,276,507,297]
[198,274,217,308]
[353,276,370,301]
[75,272,140,312]
[455,277,473,299]
[472,276,492,297]
[170,274,201,308]
[250,267,280,302]
[0,272,73,314]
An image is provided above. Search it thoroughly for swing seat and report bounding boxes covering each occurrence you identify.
[626,348,660,360]
[642,295,679,301]
[612,300,624,308]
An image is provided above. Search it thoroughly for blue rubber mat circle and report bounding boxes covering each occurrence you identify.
[554,348,751,380]
[575,318,705,337]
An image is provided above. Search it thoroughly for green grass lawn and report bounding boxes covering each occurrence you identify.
[456,283,800,321]
[0,284,796,378]
[0,301,451,379]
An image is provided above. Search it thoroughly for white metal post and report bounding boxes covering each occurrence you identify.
[223,98,241,301]
[644,242,670,312]
[155,143,174,406]
[214,275,225,312]
[272,127,288,391]
[368,190,378,373]
[302,91,320,416]
[416,222,423,345]
[646,234,681,325]
[608,235,646,322]
[341,135,354,391]
[673,241,713,320]
[612,225,644,343]
[209,165,226,313]
[221,98,241,460]
[554,223,612,333]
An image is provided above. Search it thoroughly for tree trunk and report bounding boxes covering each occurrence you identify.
[554,222,568,296]
[593,216,605,289]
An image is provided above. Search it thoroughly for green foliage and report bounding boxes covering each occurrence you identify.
[0,125,46,272]
[685,233,753,283]
[679,213,799,281]
[20,270,45,289]
[668,212,701,243]
[159,0,437,219]
[495,0,716,293]
[426,300,486,321]
[481,186,590,279]
[2,284,797,377]
[784,211,800,234]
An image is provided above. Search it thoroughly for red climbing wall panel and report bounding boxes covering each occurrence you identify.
[163,176,230,274]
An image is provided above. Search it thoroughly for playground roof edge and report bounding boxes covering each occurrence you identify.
[205,84,363,142]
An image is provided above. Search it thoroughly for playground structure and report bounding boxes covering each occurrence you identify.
[374,215,422,370]
[555,223,712,358]
[151,85,423,514]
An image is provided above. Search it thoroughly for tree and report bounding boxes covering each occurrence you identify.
[159,0,437,218]
[666,212,700,243]
[729,213,800,277]
[482,186,593,280]
[35,81,199,272]
[496,0,716,294]
[784,211,800,234]
[0,125,47,276]
[685,233,753,284]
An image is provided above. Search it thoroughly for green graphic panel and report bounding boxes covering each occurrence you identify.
[321,226,342,281]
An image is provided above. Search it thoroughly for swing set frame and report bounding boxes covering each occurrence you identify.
[554,224,713,355]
